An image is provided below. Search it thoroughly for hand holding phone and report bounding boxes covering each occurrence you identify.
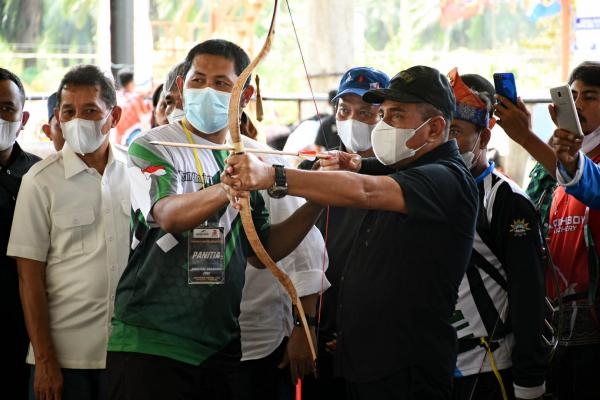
[493,72,517,104]
[549,85,582,136]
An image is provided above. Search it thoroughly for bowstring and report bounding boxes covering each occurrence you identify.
[467,295,510,400]
[284,0,330,350]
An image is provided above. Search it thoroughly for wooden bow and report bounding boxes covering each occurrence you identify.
[227,0,317,362]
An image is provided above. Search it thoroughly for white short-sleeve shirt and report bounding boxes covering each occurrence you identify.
[7,143,130,368]
[239,137,330,361]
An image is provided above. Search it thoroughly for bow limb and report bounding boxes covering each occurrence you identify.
[226,0,317,363]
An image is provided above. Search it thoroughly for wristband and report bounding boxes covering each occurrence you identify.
[293,314,316,327]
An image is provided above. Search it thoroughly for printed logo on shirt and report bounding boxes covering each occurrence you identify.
[141,165,166,179]
[552,214,585,234]
[509,218,531,237]
[178,170,213,186]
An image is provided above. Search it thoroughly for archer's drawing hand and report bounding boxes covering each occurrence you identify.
[315,150,361,172]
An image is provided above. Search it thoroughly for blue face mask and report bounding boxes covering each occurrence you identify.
[183,87,231,134]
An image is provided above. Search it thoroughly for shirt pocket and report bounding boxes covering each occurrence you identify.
[51,207,97,259]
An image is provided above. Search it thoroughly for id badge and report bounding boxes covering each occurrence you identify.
[188,225,225,284]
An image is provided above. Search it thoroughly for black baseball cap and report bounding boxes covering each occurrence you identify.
[363,65,456,120]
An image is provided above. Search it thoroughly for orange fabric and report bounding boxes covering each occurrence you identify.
[448,67,487,109]
[115,89,151,145]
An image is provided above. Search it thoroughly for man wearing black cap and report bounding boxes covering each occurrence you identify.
[222,65,478,399]
[298,66,390,400]
[41,92,64,151]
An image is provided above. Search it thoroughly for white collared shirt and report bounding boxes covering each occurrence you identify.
[238,137,330,360]
[7,143,130,368]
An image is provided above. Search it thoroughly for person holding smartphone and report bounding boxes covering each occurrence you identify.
[498,61,600,400]
[448,69,548,400]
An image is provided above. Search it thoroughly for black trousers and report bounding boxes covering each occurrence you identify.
[107,351,242,400]
[238,338,294,400]
[346,365,452,400]
[452,369,516,400]
[546,343,600,400]
[301,337,347,400]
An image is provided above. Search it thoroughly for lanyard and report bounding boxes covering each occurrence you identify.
[181,118,205,187]
[475,161,495,184]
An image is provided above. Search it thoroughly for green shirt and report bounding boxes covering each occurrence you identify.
[525,162,557,239]
[108,123,269,366]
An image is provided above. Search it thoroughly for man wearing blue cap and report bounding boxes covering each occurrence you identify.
[41,92,64,152]
[330,66,389,157]
[298,66,390,400]
[222,65,478,399]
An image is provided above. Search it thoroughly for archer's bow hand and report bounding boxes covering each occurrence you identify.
[219,182,249,209]
[223,153,274,191]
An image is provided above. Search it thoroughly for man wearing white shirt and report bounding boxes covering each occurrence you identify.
[239,135,330,400]
[7,64,130,400]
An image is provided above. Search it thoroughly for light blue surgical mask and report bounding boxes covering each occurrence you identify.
[183,87,231,134]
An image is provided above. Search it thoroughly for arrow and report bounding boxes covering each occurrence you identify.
[149,140,331,160]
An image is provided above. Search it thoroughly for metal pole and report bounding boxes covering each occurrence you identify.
[110,0,134,82]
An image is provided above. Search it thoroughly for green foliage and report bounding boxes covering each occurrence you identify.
[0,0,571,120]
[1,0,23,42]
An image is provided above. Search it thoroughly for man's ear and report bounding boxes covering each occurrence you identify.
[240,85,255,108]
[479,128,492,149]
[176,75,184,94]
[110,106,122,127]
[42,124,51,140]
[427,116,446,141]
[20,111,30,129]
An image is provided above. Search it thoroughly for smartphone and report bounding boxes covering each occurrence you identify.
[549,85,582,136]
[493,72,517,104]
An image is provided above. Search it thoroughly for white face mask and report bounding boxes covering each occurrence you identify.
[460,151,475,169]
[459,131,482,170]
[370,118,431,165]
[336,119,376,152]
[0,117,21,151]
[61,111,111,155]
[167,107,184,124]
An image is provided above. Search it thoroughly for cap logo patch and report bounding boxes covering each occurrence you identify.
[398,70,415,83]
